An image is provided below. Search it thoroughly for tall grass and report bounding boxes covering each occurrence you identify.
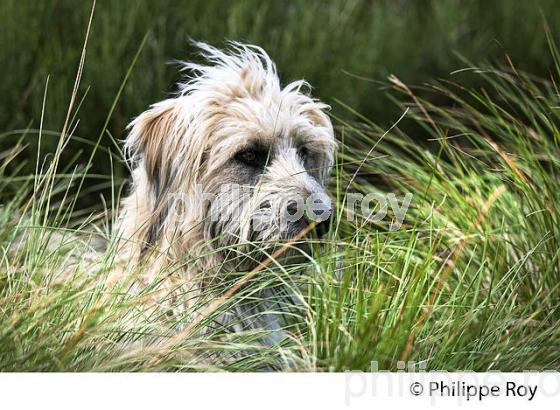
[2,0,560,183]
[1,46,559,370]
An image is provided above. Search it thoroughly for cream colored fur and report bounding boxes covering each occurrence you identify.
[114,42,336,329]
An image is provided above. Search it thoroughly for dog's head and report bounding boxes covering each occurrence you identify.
[125,42,336,268]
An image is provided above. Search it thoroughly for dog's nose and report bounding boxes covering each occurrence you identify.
[286,201,300,217]
[306,192,333,219]
[305,193,335,235]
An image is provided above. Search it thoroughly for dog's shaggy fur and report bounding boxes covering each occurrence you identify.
[115,42,336,348]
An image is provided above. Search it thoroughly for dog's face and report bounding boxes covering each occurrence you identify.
[125,42,336,269]
[201,101,335,262]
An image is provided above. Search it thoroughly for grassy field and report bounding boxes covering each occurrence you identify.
[0,1,559,371]
[2,0,560,180]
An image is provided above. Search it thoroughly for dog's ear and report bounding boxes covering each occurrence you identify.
[125,99,188,249]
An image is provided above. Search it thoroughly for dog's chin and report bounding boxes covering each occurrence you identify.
[283,219,308,239]
[214,220,311,273]
[252,220,313,267]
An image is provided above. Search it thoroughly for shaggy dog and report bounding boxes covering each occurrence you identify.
[115,42,336,353]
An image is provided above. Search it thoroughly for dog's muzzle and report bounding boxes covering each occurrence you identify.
[284,191,334,238]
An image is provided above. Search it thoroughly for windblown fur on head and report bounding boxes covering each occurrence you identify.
[118,41,337,272]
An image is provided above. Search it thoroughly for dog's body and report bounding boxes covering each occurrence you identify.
[114,42,336,355]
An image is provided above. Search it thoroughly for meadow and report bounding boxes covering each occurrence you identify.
[0,0,559,371]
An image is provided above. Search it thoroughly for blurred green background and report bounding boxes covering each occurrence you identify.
[1,0,559,195]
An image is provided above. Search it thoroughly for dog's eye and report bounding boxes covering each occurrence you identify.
[236,149,264,167]
[240,150,256,163]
